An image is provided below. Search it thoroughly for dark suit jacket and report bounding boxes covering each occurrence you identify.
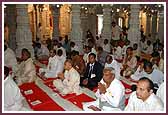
[80,61,103,90]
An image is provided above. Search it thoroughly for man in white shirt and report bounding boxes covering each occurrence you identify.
[39,49,64,78]
[53,59,81,95]
[125,77,164,111]
[105,55,121,79]
[143,61,164,87]
[15,49,37,86]
[83,67,125,111]
[4,45,18,73]
[102,39,111,53]
[111,21,122,41]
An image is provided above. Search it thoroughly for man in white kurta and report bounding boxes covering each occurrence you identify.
[111,21,122,41]
[53,59,81,95]
[83,67,125,111]
[15,49,36,86]
[125,77,164,111]
[4,45,18,73]
[39,49,64,78]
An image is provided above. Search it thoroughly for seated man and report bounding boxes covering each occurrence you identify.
[121,47,137,77]
[83,67,125,111]
[39,49,64,78]
[53,59,81,95]
[125,77,164,111]
[15,48,36,86]
[80,53,103,90]
[4,66,31,111]
[143,61,164,87]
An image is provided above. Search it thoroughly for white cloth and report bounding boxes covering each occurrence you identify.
[125,91,164,111]
[156,82,164,104]
[53,68,81,95]
[143,44,153,54]
[123,56,137,69]
[105,59,121,79]
[71,45,79,52]
[39,55,64,78]
[103,44,111,53]
[112,25,122,40]
[144,69,164,86]
[113,46,123,60]
[4,48,18,72]
[4,75,23,111]
[15,58,36,85]
[83,78,125,111]
[130,66,145,81]
[57,47,66,57]
[41,44,49,56]
[152,58,164,73]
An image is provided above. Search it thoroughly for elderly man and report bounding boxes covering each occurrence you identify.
[53,59,81,95]
[39,49,64,78]
[83,67,125,111]
[125,77,164,111]
[15,48,36,86]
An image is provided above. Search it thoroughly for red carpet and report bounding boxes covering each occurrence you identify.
[19,82,64,111]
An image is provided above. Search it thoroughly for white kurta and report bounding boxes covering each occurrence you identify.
[130,66,145,81]
[53,68,81,95]
[83,78,125,111]
[15,58,36,85]
[156,82,164,104]
[144,69,164,86]
[4,75,23,111]
[125,91,164,111]
[112,25,122,40]
[4,48,18,72]
[39,55,64,78]
[103,44,111,53]
[105,59,121,80]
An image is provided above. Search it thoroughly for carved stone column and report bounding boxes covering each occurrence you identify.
[151,13,157,41]
[158,10,164,43]
[101,5,112,41]
[15,4,34,58]
[52,5,60,40]
[146,14,152,37]
[70,5,83,54]
[6,4,17,52]
[127,4,141,46]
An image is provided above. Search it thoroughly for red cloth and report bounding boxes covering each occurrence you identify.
[19,82,64,111]
[68,94,95,109]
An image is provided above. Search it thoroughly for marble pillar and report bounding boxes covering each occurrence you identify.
[70,4,83,54]
[15,4,34,58]
[146,14,152,37]
[6,4,17,52]
[101,5,112,41]
[151,13,157,41]
[127,4,141,46]
[158,10,164,43]
[52,5,60,40]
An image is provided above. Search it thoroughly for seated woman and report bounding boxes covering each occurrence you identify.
[121,47,137,78]
[15,48,36,86]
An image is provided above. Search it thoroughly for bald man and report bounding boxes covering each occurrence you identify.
[53,59,81,95]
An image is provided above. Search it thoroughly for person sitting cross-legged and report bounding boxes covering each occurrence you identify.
[53,59,81,95]
[80,53,103,90]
